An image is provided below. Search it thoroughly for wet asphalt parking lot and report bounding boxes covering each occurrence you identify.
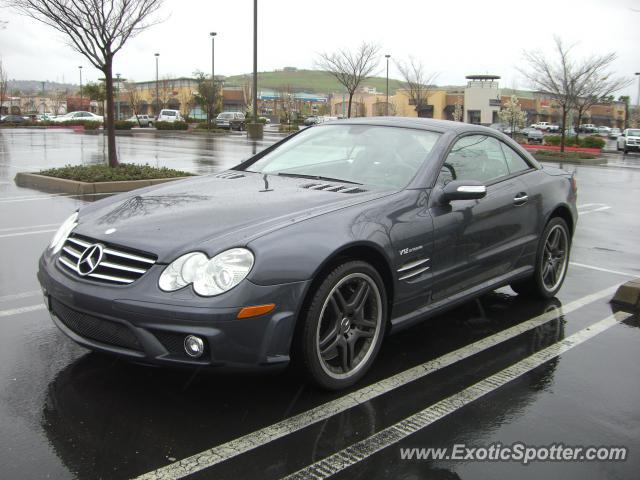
[1,128,639,480]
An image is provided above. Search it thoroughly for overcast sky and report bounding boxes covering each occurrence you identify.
[1,0,639,99]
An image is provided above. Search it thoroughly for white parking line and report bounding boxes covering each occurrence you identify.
[0,223,59,233]
[0,192,121,203]
[0,290,41,303]
[579,206,611,215]
[134,284,618,480]
[0,229,57,239]
[0,304,45,317]
[282,311,632,480]
[570,262,636,278]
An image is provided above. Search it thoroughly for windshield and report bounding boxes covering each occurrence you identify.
[218,113,234,119]
[245,124,440,188]
[161,110,177,116]
[628,129,640,136]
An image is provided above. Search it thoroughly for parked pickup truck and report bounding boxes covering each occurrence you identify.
[579,123,597,133]
[530,122,559,132]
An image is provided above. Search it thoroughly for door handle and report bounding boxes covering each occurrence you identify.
[513,193,528,206]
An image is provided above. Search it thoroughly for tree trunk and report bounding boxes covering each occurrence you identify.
[575,107,583,142]
[560,106,567,153]
[103,58,119,168]
[347,92,354,118]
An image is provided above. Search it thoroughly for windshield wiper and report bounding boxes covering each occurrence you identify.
[276,172,362,185]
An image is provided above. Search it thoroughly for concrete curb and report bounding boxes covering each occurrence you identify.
[14,172,184,195]
[611,279,640,310]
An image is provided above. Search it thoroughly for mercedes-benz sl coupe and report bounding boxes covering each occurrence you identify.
[38,118,577,389]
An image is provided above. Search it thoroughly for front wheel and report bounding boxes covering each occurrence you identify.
[296,261,387,390]
[511,217,571,299]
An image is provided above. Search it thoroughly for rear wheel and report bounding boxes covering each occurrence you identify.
[511,217,571,299]
[297,261,387,390]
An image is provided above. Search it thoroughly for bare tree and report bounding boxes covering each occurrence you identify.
[0,58,7,116]
[396,57,439,117]
[452,96,463,122]
[572,67,631,140]
[6,0,164,167]
[50,90,66,115]
[316,42,380,118]
[519,36,629,152]
[499,95,528,138]
[193,71,220,128]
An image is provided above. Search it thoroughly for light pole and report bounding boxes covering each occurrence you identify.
[253,0,258,123]
[385,54,391,116]
[210,32,217,125]
[154,53,160,116]
[116,73,121,120]
[78,66,83,110]
[635,72,640,117]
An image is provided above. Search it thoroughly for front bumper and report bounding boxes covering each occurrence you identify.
[38,252,310,370]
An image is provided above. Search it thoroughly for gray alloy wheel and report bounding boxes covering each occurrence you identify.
[298,261,387,390]
[540,224,569,293]
[511,217,571,299]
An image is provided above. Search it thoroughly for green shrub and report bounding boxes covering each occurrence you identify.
[581,136,605,149]
[155,121,189,130]
[75,120,101,130]
[38,163,195,182]
[115,120,134,130]
[534,150,596,160]
[543,135,604,149]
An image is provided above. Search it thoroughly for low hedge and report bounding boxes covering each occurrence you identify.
[38,163,194,182]
[194,122,228,132]
[534,150,597,161]
[115,121,134,130]
[544,135,605,149]
[155,121,189,131]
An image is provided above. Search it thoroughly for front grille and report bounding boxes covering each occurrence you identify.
[58,234,156,285]
[52,298,141,351]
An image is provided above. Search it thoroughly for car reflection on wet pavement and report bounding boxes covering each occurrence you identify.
[1,128,639,480]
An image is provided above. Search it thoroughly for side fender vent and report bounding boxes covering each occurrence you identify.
[215,171,245,180]
[300,183,367,194]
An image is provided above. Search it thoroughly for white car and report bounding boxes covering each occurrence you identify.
[126,114,153,127]
[531,122,559,132]
[156,109,183,123]
[609,128,621,139]
[617,128,640,154]
[597,126,611,136]
[53,111,103,123]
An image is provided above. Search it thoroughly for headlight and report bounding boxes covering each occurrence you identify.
[159,248,254,296]
[49,212,78,253]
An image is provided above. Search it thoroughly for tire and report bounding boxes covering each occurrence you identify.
[296,260,387,390]
[511,217,571,299]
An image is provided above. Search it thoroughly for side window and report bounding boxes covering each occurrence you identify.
[437,135,509,185]
[500,142,531,174]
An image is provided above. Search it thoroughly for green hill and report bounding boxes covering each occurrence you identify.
[222,69,404,95]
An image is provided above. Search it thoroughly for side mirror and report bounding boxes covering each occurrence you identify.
[441,180,487,203]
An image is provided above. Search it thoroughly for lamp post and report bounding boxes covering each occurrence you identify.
[154,53,160,116]
[210,32,217,124]
[635,72,640,114]
[78,66,83,110]
[385,54,391,116]
[116,73,121,120]
[253,0,258,123]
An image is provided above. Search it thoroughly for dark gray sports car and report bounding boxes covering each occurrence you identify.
[38,118,577,389]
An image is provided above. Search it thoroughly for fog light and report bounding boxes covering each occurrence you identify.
[184,335,204,358]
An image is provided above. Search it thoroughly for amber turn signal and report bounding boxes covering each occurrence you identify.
[237,303,276,319]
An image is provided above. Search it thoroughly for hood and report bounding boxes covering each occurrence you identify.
[74,171,393,262]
